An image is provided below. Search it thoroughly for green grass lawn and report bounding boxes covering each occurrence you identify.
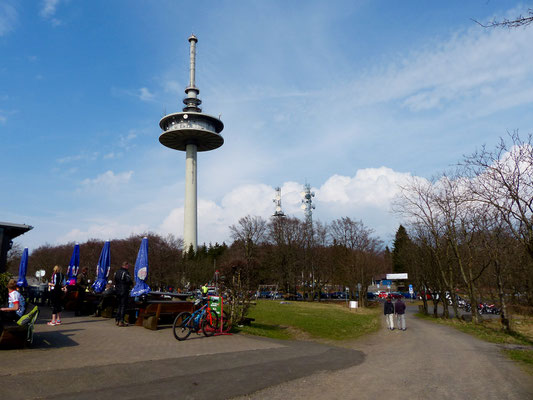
[236,300,380,342]
[503,349,533,375]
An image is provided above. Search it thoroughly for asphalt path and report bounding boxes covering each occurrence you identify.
[1,305,531,399]
[0,309,364,400]
[233,305,533,400]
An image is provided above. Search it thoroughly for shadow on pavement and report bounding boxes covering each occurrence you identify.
[32,329,82,349]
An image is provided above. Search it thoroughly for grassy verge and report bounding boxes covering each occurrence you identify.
[416,312,533,374]
[503,349,533,375]
[236,300,380,342]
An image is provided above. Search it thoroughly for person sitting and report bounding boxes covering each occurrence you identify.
[93,282,115,317]
[0,279,26,331]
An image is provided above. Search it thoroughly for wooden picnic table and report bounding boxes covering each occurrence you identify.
[135,299,194,330]
[147,291,191,301]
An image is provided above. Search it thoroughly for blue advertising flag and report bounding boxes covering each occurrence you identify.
[17,247,29,287]
[66,243,80,286]
[92,241,110,293]
[130,237,151,297]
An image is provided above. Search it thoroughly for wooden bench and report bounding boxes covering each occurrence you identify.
[0,307,40,349]
[136,301,194,330]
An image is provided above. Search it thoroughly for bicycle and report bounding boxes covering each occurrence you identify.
[172,300,219,341]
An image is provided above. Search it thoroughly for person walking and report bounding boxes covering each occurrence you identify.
[48,265,66,325]
[395,297,407,331]
[384,295,395,330]
[114,261,132,327]
[75,267,89,316]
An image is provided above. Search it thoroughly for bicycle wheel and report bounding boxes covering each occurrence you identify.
[173,312,192,341]
[202,309,219,337]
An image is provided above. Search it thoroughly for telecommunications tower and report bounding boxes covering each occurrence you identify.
[300,183,315,226]
[272,187,285,217]
[159,35,224,253]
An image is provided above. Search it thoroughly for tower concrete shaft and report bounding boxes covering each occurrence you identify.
[184,144,198,252]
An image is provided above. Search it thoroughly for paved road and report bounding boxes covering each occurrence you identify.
[1,306,531,399]
[0,309,364,400]
[234,305,533,400]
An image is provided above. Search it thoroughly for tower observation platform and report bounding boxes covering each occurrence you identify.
[159,35,224,253]
[159,35,224,152]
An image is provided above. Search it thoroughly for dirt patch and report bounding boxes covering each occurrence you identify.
[282,325,314,341]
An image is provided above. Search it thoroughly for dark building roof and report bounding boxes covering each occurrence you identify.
[0,222,34,238]
[0,222,33,273]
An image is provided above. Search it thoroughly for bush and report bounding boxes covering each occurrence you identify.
[219,258,258,325]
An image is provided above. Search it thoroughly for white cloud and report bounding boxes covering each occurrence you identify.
[111,87,156,102]
[40,0,63,26]
[318,167,413,207]
[119,130,137,150]
[56,152,99,164]
[0,2,17,36]
[348,23,533,116]
[58,221,150,245]
[40,0,59,18]
[139,87,155,101]
[156,167,414,246]
[81,170,133,187]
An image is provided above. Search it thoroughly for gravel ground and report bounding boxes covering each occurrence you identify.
[232,305,533,400]
[2,305,531,399]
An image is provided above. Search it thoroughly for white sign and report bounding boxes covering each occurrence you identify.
[386,273,408,280]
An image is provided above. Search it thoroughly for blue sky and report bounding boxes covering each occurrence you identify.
[2,0,533,251]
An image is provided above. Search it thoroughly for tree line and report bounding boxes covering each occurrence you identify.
[392,132,533,331]
[6,216,389,305]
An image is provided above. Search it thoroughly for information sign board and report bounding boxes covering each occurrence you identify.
[208,296,222,316]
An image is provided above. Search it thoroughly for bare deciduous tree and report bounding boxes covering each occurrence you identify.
[463,132,533,263]
[473,9,533,28]
[229,215,267,262]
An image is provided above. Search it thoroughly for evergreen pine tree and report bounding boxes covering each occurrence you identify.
[391,225,411,273]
